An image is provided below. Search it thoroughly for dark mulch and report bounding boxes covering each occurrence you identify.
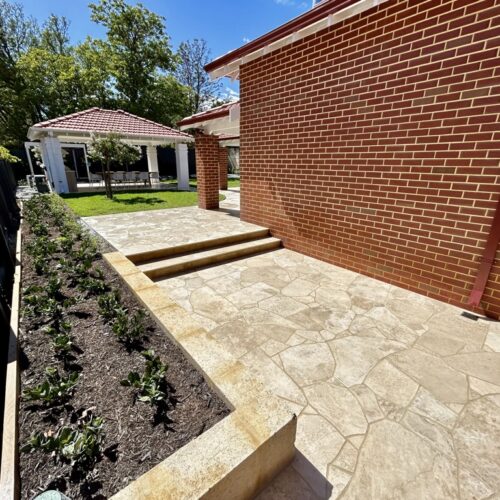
[18,219,229,499]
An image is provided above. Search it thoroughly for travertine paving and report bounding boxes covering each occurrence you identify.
[83,200,252,256]
[155,248,500,499]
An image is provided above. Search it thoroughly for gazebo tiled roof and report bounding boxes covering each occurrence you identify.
[28,107,192,143]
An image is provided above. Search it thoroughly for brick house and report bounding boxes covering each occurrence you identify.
[179,0,500,318]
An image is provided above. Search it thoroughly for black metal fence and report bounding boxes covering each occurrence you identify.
[0,160,19,454]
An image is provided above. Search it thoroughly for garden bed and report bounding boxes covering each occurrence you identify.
[17,195,229,499]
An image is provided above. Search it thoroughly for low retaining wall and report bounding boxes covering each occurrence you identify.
[0,238,296,500]
[105,252,297,499]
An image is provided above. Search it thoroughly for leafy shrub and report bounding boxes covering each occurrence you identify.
[22,415,105,470]
[23,367,79,405]
[26,237,57,274]
[97,289,123,321]
[112,309,146,344]
[121,350,167,405]
[44,320,74,359]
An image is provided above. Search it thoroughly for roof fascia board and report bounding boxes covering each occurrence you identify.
[28,127,193,144]
[207,0,389,80]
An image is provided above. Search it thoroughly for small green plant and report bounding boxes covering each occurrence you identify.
[23,286,63,319]
[97,289,122,321]
[23,367,78,405]
[112,309,146,344]
[121,350,167,405]
[77,276,107,296]
[44,321,73,359]
[22,415,105,470]
[26,237,57,274]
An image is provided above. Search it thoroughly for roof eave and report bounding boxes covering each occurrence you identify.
[28,127,193,144]
[205,0,388,79]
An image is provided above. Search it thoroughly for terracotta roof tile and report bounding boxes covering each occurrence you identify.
[33,108,191,139]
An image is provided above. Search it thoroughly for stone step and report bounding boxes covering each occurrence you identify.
[139,237,282,279]
[126,228,271,264]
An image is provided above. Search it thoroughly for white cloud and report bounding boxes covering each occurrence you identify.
[223,87,240,102]
[242,36,251,44]
[274,0,310,9]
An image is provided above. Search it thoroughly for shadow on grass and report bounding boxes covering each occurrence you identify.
[112,196,164,206]
[61,191,170,206]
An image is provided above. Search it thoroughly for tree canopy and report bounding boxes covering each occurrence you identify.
[0,0,232,147]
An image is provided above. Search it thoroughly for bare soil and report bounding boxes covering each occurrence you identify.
[18,220,229,499]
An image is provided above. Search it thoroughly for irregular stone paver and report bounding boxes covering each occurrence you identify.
[280,344,335,387]
[114,217,496,500]
[342,420,459,499]
[389,348,468,404]
[445,352,500,386]
[329,336,404,387]
[304,382,368,436]
[294,415,345,497]
[454,396,500,493]
[84,204,261,255]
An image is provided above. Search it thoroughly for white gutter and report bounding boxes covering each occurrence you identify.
[27,127,194,145]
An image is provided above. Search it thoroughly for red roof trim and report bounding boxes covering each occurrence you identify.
[205,0,358,73]
[178,102,237,128]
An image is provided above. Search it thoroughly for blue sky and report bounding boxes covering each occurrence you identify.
[18,0,311,98]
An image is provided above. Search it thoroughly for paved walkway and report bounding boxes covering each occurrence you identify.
[156,248,500,499]
[86,193,500,499]
[83,191,249,256]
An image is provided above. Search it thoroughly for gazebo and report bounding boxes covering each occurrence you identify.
[26,107,194,194]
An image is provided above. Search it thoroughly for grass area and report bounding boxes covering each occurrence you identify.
[61,190,225,217]
[161,178,240,188]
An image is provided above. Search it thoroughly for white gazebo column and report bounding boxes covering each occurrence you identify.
[40,136,69,193]
[175,143,189,191]
[146,145,160,185]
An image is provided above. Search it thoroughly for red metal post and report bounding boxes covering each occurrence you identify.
[468,195,500,307]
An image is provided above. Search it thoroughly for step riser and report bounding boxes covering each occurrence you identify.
[128,228,270,264]
[145,240,281,279]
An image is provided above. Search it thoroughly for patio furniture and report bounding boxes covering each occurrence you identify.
[89,172,103,186]
[138,172,150,187]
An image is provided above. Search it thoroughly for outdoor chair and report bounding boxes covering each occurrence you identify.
[138,172,150,187]
[111,172,125,186]
[89,173,103,186]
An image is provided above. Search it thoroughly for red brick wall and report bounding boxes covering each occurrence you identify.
[195,133,220,210]
[219,146,229,190]
[239,0,500,317]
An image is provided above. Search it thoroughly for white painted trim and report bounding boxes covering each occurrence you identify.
[27,127,194,145]
[208,0,389,80]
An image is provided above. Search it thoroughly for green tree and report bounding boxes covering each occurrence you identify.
[87,133,141,199]
[176,39,221,114]
[0,0,40,144]
[16,47,82,120]
[143,74,192,127]
[89,0,176,114]
[0,145,20,163]
[40,15,71,55]
[75,38,113,109]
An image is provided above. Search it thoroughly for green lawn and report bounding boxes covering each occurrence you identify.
[61,190,224,217]
[161,178,240,188]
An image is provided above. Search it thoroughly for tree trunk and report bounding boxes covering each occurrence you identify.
[103,159,113,199]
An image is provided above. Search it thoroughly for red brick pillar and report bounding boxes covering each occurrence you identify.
[218,146,228,190]
[195,132,220,210]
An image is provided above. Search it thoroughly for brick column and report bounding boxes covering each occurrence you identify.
[218,146,228,190]
[195,132,220,210]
